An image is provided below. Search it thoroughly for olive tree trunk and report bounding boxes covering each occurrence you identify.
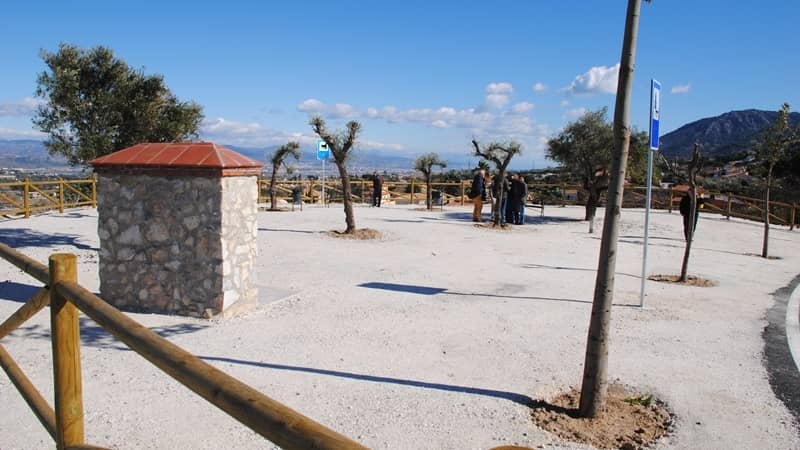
[335,162,356,233]
[579,0,642,419]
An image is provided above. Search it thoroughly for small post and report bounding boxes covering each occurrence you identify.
[460,180,466,205]
[791,203,796,231]
[667,186,673,213]
[726,193,733,220]
[58,179,65,213]
[49,253,84,450]
[561,183,566,207]
[410,178,415,204]
[23,178,30,218]
[361,179,366,204]
[91,177,97,208]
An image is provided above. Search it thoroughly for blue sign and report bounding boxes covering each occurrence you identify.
[317,139,330,160]
[649,79,661,150]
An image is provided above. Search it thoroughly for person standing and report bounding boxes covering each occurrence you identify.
[515,175,528,225]
[679,191,705,241]
[506,174,521,224]
[469,169,486,222]
[372,172,383,207]
[492,172,509,223]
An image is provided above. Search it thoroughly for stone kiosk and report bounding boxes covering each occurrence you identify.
[91,142,263,318]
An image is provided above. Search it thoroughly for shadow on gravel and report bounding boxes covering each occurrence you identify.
[0,228,98,251]
[0,281,41,303]
[10,317,208,350]
[198,356,536,407]
[521,263,642,280]
[358,281,639,307]
[258,227,318,234]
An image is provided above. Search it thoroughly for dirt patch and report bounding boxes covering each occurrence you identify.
[648,274,716,287]
[326,228,383,240]
[531,384,672,450]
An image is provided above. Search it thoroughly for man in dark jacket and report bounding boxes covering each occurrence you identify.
[470,169,486,222]
[679,191,705,241]
[372,172,383,207]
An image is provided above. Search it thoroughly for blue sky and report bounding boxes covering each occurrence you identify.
[1,1,798,168]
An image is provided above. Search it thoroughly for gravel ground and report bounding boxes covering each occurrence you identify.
[0,203,798,450]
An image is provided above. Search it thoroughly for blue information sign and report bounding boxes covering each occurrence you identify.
[317,139,330,160]
[649,79,661,150]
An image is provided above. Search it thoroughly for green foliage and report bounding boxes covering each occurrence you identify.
[624,394,654,407]
[546,107,649,187]
[413,152,447,178]
[270,141,301,169]
[309,116,361,164]
[757,103,796,177]
[33,43,203,166]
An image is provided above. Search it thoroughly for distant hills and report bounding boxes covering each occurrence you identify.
[0,139,69,168]
[659,109,800,160]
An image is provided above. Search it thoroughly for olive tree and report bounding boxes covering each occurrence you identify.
[414,153,447,210]
[268,142,301,210]
[310,116,361,233]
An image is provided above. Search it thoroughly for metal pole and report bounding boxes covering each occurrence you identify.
[640,148,654,307]
[321,159,326,207]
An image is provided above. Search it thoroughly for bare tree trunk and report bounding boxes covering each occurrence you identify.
[579,0,642,419]
[335,162,356,233]
[426,176,433,210]
[585,187,600,233]
[269,164,278,210]
[762,168,772,258]
[680,144,701,282]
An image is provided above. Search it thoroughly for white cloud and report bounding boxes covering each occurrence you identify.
[511,102,534,114]
[485,82,513,109]
[486,82,513,95]
[562,107,588,121]
[0,97,43,117]
[562,64,620,96]
[0,127,46,139]
[560,100,570,107]
[532,82,548,92]
[670,83,691,94]
[200,117,403,151]
[297,99,360,119]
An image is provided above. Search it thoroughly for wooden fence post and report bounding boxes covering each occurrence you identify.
[410,178,415,204]
[91,177,97,208]
[361,180,366,204]
[58,179,64,213]
[561,183,566,207]
[23,178,30,218]
[49,253,84,450]
[461,180,466,206]
[726,192,732,220]
[791,203,796,231]
[667,187,673,213]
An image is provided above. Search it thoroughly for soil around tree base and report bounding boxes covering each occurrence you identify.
[648,274,716,287]
[531,384,672,450]
[326,228,382,240]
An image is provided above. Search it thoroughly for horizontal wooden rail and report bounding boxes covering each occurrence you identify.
[0,242,50,284]
[0,343,57,439]
[0,287,49,339]
[54,280,367,450]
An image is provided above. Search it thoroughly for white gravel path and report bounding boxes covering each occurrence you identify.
[0,203,798,450]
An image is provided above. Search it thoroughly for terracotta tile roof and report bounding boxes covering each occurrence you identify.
[90,142,263,169]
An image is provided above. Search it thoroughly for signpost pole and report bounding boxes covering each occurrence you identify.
[322,159,326,207]
[641,79,661,307]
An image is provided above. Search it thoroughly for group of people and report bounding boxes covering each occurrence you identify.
[469,169,529,224]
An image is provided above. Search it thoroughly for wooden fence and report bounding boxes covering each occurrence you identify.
[261,179,798,229]
[0,178,96,218]
[0,243,366,450]
[1,177,796,229]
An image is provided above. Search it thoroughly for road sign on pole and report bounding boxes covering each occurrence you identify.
[641,79,661,307]
[317,139,330,160]
[649,79,661,150]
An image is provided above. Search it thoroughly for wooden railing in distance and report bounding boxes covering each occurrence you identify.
[0,243,366,450]
[0,178,96,218]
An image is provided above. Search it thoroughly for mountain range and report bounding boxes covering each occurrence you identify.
[2,109,797,170]
[659,109,800,160]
